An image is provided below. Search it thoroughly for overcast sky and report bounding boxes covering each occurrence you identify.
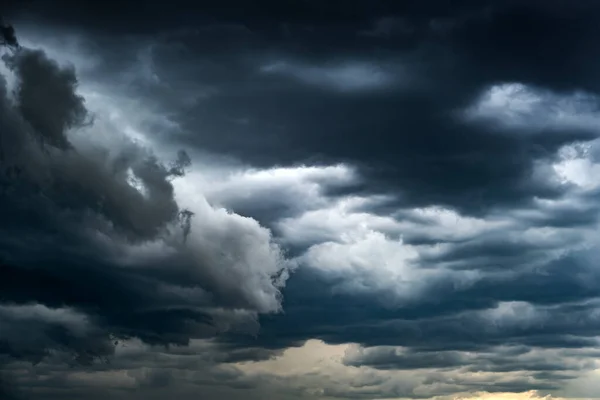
[2,1,600,399]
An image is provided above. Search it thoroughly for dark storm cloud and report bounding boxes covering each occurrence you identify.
[4,0,490,33]
[416,233,579,271]
[344,344,595,374]
[12,0,600,215]
[0,303,114,365]
[6,50,87,150]
[3,1,600,399]
[0,45,288,368]
[218,246,600,389]
[0,49,182,241]
[0,370,23,400]
[120,3,600,389]
[226,252,600,349]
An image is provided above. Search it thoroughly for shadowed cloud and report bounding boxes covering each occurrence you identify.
[2,1,600,399]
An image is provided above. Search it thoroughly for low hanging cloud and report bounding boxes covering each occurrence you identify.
[0,46,290,365]
[6,1,600,399]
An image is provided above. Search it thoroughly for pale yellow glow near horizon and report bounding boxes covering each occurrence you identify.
[376,390,596,400]
[234,339,351,376]
[453,391,554,400]
[234,340,600,400]
[448,391,595,400]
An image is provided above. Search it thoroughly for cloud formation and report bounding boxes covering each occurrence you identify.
[0,45,289,369]
[4,1,600,399]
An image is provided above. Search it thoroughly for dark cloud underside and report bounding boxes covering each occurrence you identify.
[10,1,600,214]
[0,46,287,369]
[2,1,600,399]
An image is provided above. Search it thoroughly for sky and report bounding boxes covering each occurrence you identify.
[2,0,600,399]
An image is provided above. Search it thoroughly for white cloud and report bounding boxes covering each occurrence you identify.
[276,196,400,246]
[274,182,599,305]
[464,83,600,133]
[553,141,600,189]
[172,191,287,313]
[199,163,356,212]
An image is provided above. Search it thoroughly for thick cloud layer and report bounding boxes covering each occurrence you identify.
[4,1,600,399]
[0,46,289,366]
[15,1,600,216]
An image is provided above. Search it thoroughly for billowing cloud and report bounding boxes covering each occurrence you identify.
[464,83,600,134]
[4,1,600,399]
[0,45,290,368]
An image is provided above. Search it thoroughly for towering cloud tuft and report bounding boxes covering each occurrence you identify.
[0,45,289,366]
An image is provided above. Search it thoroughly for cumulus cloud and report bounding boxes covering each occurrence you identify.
[217,154,600,395]
[7,1,600,399]
[464,83,600,135]
[0,45,290,367]
[188,163,357,229]
[277,185,594,301]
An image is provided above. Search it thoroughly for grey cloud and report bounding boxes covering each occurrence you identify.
[5,2,600,399]
[0,341,307,400]
[200,164,357,228]
[51,2,600,217]
[220,246,600,384]
[343,347,469,370]
[4,49,88,150]
[0,372,22,400]
[0,45,289,370]
[343,345,595,375]
[0,305,113,365]
[260,60,401,93]
[17,2,600,214]
[1,49,180,242]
